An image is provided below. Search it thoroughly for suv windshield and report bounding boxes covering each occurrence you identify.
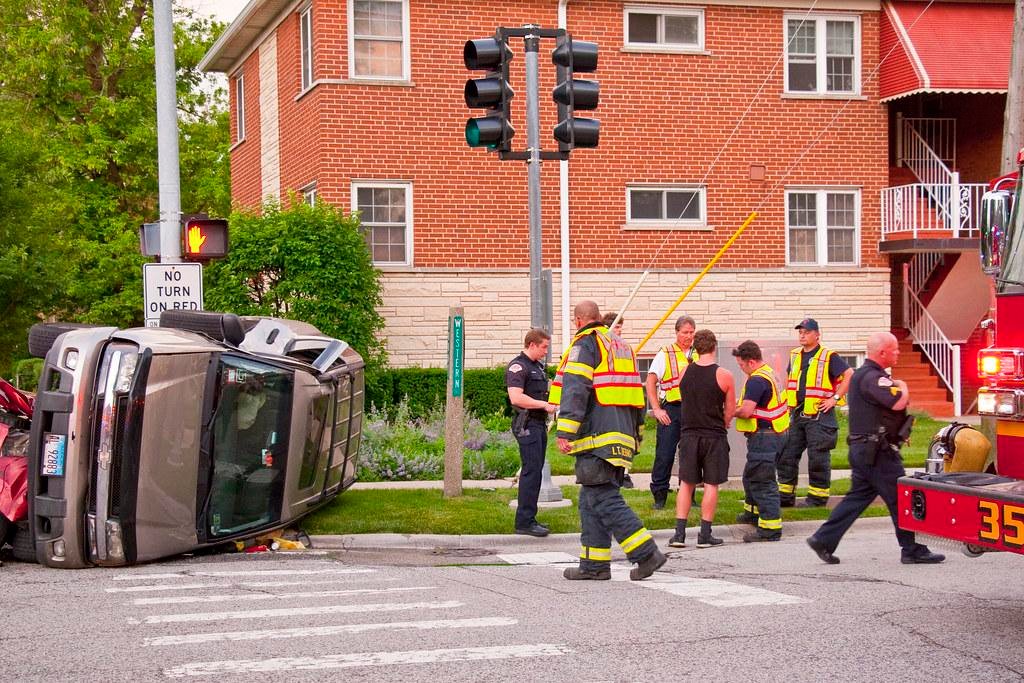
[207,356,293,537]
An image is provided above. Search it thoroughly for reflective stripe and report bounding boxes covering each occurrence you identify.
[550,327,644,408]
[657,344,691,403]
[785,347,838,414]
[743,502,759,514]
[564,362,594,379]
[778,482,796,495]
[758,518,782,530]
[620,528,653,554]
[807,486,830,498]
[557,418,580,434]
[736,365,790,433]
[581,546,612,561]
[566,431,638,455]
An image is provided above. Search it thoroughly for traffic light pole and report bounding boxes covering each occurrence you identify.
[153,0,182,263]
[524,28,545,330]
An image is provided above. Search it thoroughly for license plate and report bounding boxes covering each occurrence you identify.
[42,433,66,476]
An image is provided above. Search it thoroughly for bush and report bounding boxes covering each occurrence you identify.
[365,365,516,418]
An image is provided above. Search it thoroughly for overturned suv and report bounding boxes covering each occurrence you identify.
[26,311,364,568]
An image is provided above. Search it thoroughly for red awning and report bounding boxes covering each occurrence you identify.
[880,1,1014,102]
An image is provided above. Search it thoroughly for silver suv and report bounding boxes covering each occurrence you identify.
[26,311,364,568]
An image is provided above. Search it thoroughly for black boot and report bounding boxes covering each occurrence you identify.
[563,566,611,580]
[630,548,667,581]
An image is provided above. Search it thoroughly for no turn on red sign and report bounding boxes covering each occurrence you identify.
[143,263,204,327]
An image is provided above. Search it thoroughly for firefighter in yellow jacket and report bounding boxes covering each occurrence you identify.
[550,301,666,581]
[777,319,853,507]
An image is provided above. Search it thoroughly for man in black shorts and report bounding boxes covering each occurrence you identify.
[668,329,735,549]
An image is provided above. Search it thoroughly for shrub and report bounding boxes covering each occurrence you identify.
[365,365,519,418]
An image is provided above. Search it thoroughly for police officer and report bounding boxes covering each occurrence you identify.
[645,315,696,509]
[732,340,789,542]
[506,328,556,537]
[550,300,666,581]
[807,332,944,565]
[777,318,853,507]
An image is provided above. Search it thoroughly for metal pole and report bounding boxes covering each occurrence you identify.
[1003,0,1024,174]
[154,0,182,263]
[524,26,543,329]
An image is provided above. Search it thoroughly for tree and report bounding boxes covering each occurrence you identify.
[205,199,388,371]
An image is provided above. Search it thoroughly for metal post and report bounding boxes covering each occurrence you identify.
[950,171,962,237]
[953,344,962,417]
[154,0,182,263]
[524,27,544,329]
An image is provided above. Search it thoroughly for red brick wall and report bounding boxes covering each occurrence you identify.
[230,52,263,209]
[231,1,888,269]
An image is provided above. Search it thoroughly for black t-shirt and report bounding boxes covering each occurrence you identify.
[506,352,549,421]
[679,363,726,435]
[790,346,850,404]
[847,359,905,436]
[742,374,773,431]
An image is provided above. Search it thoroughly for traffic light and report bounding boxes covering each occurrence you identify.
[551,34,599,150]
[181,218,228,261]
[464,36,514,151]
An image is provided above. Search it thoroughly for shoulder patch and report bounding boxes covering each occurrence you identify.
[877,376,893,387]
[509,363,523,374]
[568,345,581,362]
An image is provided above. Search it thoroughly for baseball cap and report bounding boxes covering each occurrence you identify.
[795,318,819,332]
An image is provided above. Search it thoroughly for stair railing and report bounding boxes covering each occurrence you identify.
[901,122,961,230]
[902,262,962,416]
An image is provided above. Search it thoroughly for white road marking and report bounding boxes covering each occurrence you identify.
[164,644,573,677]
[144,617,518,646]
[133,586,435,606]
[497,552,578,565]
[239,577,397,588]
[140,600,462,624]
[112,568,373,581]
[107,583,222,594]
[108,577,394,593]
[630,574,807,607]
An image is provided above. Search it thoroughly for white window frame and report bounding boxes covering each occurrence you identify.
[625,184,707,230]
[235,74,245,142]
[301,182,317,206]
[347,0,411,81]
[783,13,860,96]
[784,187,861,267]
[351,180,413,266]
[623,5,705,53]
[300,6,313,91]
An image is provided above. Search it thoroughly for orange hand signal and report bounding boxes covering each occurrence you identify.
[187,225,207,253]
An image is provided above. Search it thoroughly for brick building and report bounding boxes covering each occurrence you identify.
[201,0,1013,414]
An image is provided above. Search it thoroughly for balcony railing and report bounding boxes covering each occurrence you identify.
[881,182,987,238]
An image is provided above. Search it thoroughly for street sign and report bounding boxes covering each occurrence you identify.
[450,314,465,397]
[143,263,203,327]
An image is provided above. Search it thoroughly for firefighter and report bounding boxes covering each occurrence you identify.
[732,340,789,542]
[807,332,944,564]
[644,315,696,509]
[776,318,853,507]
[550,300,666,581]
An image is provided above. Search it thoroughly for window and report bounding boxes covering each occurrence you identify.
[349,0,409,80]
[625,6,704,51]
[234,74,245,142]
[626,185,706,228]
[837,353,863,370]
[301,183,317,206]
[300,6,313,91]
[786,189,859,266]
[353,182,412,264]
[784,14,859,95]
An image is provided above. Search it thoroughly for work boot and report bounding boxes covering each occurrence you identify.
[622,474,635,489]
[630,548,667,581]
[696,534,723,548]
[796,498,827,508]
[735,511,758,526]
[743,531,781,543]
[901,548,945,564]
[806,536,840,564]
[779,498,795,508]
[563,566,611,580]
[652,491,667,510]
[514,523,550,537]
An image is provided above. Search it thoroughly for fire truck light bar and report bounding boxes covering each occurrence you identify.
[977,387,1024,420]
[978,348,1024,381]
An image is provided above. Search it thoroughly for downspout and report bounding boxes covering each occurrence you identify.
[558,0,571,348]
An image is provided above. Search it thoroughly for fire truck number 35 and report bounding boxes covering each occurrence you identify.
[979,500,1024,547]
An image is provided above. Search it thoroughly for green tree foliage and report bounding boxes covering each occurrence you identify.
[205,199,388,371]
[0,0,229,372]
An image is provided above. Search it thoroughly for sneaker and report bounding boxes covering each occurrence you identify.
[563,566,611,580]
[743,531,781,543]
[806,536,840,564]
[696,534,723,548]
[630,548,667,581]
[735,511,758,526]
[667,534,686,548]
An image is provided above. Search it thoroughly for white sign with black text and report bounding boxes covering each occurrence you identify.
[143,263,204,327]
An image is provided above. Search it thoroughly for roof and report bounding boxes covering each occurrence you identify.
[198,0,292,74]
[880,1,1014,102]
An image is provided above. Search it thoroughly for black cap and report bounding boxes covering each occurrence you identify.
[731,340,762,360]
[795,318,819,332]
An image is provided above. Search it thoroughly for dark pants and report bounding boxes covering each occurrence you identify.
[650,401,681,496]
[578,481,657,572]
[777,410,838,504]
[811,441,925,557]
[743,431,783,537]
[514,418,547,529]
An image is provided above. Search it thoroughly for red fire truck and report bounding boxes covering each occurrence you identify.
[898,149,1024,557]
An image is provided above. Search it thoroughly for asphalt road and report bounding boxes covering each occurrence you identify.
[4,518,1023,681]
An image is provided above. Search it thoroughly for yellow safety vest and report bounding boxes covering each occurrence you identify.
[549,326,645,408]
[657,343,693,403]
[736,364,791,433]
[785,346,843,415]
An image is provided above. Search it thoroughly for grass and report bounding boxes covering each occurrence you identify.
[303,478,890,536]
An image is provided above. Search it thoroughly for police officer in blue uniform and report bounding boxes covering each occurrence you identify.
[807,332,944,565]
[506,328,555,537]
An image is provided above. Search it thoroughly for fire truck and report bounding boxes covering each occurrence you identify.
[898,149,1024,557]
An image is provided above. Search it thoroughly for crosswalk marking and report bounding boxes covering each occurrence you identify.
[163,644,573,677]
[108,583,223,594]
[113,568,374,581]
[628,574,807,606]
[137,600,462,624]
[143,617,518,647]
[108,577,394,593]
[497,552,578,565]
[133,585,435,606]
